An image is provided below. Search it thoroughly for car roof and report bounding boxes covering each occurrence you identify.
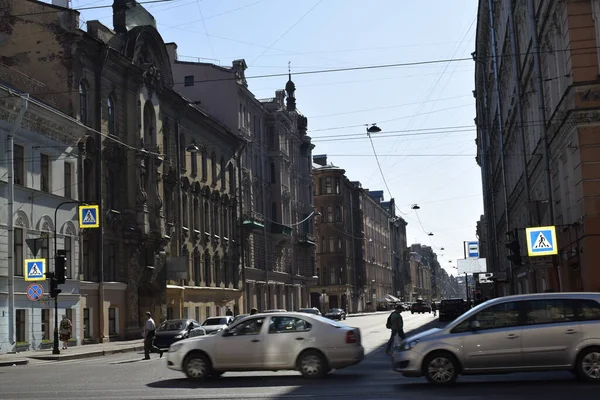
[482,292,600,305]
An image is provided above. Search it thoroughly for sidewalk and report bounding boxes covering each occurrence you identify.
[347,311,389,318]
[0,339,144,367]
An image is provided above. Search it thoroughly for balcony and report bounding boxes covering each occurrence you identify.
[271,222,293,244]
[242,212,265,231]
[297,232,316,247]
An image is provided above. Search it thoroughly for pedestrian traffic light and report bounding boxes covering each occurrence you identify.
[55,250,67,284]
[505,238,522,266]
[49,278,62,298]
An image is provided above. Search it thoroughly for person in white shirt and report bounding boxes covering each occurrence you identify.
[143,311,162,360]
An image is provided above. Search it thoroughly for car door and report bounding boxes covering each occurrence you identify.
[457,300,524,371]
[214,316,266,370]
[264,316,313,369]
[520,298,581,368]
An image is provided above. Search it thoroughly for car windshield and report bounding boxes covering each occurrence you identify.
[327,309,341,313]
[157,320,186,331]
[202,318,227,326]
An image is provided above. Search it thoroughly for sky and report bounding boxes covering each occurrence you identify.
[48,0,482,276]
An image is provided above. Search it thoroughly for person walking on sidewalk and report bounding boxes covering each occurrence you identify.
[431,301,437,317]
[59,315,72,350]
[143,312,163,360]
[385,304,406,355]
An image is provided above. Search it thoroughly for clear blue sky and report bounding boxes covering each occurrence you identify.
[57,0,481,276]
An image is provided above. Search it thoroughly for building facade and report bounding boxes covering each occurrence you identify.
[408,244,436,303]
[312,159,365,313]
[167,44,317,312]
[475,0,600,295]
[0,79,86,353]
[381,198,410,301]
[0,0,242,341]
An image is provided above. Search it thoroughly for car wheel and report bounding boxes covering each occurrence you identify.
[184,353,212,382]
[423,352,458,385]
[576,347,600,382]
[411,311,414,314]
[298,350,327,379]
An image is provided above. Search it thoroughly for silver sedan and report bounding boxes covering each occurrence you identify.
[166,312,364,381]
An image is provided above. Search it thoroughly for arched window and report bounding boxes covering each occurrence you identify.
[223,207,228,238]
[190,141,198,175]
[211,151,217,182]
[107,95,116,135]
[220,157,226,190]
[182,193,189,229]
[79,81,88,124]
[203,251,211,285]
[203,200,210,233]
[193,197,200,232]
[201,148,207,180]
[228,164,235,193]
[143,101,156,146]
[213,202,219,237]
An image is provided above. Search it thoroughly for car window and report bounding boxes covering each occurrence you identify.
[231,318,264,336]
[268,316,312,333]
[157,321,185,331]
[453,301,521,333]
[576,299,600,321]
[524,299,577,325]
[202,318,227,326]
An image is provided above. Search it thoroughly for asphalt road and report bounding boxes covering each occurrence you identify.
[0,312,597,399]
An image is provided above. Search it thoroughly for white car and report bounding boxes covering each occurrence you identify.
[166,312,365,381]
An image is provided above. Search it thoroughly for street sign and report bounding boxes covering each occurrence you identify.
[78,205,100,228]
[26,283,44,301]
[24,258,46,281]
[467,241,479,258]
[525,226,558,257]
[479,273,494,283]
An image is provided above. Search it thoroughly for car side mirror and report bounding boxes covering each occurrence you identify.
[222,327,234,337]
[188,323,194,330]
[470,320,481,331]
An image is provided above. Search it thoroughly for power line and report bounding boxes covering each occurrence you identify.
[324,154,475,157]
[10,0,178,17]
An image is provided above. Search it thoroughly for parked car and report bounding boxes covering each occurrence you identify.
[297,307,321,316]
[166,312,364,381]
[410,301,431,314]
[391,292,600,385]
[154,319,206,350]
[438,298,467,322]
[201,316,234,334]
[324,308,346,321]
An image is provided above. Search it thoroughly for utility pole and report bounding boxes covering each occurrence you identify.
[7,93,28,347]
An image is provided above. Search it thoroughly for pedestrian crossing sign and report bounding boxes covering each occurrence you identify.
[525,226,558,257]
[78,205,100,228]
[25,258,46,281]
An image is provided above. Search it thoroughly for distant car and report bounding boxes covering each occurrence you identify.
[439,298,467,322]
[166,312,364,381]
[297,307,321,316]
[324,308,346,321]
[154,319,206,350]
[410,301,431,314]
[231,314,249,325]
[263,309,287,313]
[201,316,233,334]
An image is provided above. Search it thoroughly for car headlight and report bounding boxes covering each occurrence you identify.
[396,339,420,351]
[169,343,184,353]
[174,334,183,339]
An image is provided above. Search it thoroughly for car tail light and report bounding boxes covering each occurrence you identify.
[345,330,358,344]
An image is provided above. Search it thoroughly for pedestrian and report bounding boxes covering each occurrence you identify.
[226,308,233,316]
[431,301,437,317]
[250,308,258,315]
[385,304,406,355]
[142,312,162,360]
[59,315,72,350]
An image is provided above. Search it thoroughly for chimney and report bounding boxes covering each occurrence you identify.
[52,0,71,7]
[313,154,327,167]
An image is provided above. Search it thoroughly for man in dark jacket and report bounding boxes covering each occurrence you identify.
[385,304,406,355]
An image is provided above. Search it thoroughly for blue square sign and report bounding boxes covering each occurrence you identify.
[79,205,100,228]
[25,258,46,281]
[526,226,558,257]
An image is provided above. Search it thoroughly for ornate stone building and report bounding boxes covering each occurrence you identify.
[167,46,317,312]
[0,0,242,340]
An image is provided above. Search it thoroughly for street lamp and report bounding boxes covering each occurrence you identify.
[428,232,434,236]
[411,204,420,210]
[366,124,381,135]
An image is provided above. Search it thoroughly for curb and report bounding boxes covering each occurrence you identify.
[0,359,29,367]
[28,345,144,362]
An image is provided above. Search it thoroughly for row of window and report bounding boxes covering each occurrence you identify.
[12,144,74,197]
[179,141,234,193]
[316,176,342,195]
[319,205,343,223]
[181,196,234,240]
[189,251,237,287]
[453,298,600,333]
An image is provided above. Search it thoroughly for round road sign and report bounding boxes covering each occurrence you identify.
[27,283,44,301]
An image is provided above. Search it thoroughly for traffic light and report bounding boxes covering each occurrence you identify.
[505,238,522,266]
[49,278,62,298]
[55,250,67,284]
